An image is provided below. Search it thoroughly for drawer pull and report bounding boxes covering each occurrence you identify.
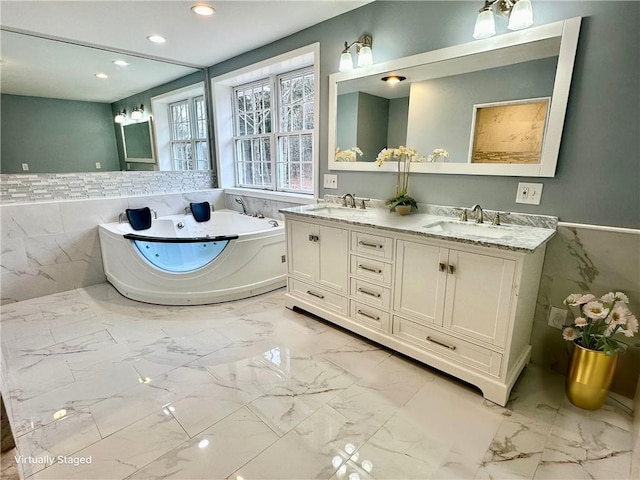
[306,290,325,299]
[359,240,383,249]
[359,264,382,274]
[448,264,456,275]
[357,287,381,298]
[426,336,456,351]
[357,309,380,321]
[439,262,446,272]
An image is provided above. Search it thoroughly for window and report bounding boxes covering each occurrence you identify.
[232,67,314,194]
[169,96,208,171]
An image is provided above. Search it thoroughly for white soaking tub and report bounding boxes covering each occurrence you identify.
[98,210,286,305]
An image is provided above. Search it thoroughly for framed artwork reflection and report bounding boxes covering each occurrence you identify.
[469,97,550,164]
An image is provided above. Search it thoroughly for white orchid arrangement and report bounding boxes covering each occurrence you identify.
[334,147,363,162]
[427,148,450,162]
[376,146,425,212]
[562,291,638,355]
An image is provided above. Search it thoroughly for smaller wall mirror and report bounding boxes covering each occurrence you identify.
[122,119,156,164]
[328,17,581,177]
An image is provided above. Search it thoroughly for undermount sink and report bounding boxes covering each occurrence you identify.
[423,220,515,239]
[309,205,365,216]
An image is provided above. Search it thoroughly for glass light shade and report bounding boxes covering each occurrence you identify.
[508,0,534,30]
[357,45,373,67]
[114,113,126,124]
[339,51,353,72]
[131,109,143,120]
[473,9,496,39]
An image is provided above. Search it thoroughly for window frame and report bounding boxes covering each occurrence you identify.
[212,43,320,203]
[168,95,209,171]
[231,66,315,194]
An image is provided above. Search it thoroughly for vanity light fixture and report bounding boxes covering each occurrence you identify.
[381,75,406,86]
[473,0,534,40]
[113,59,130,67]
[130,105,144,120]
[191,4,215,16]
[338,34,373,72]
[114,110,127,124]
[147,34,167,44]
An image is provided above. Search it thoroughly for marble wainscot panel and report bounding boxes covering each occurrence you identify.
[530,224,640,399]
[0,189,225,304]
[224,192,311,220]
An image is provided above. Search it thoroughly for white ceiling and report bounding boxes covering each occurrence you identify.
[0,0,371,102]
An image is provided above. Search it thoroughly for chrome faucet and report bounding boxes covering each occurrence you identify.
[118,212,127,223]
[342,193,356,208]
[234,197,248,215]
[471,204,484,223]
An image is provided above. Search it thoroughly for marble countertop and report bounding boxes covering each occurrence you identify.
[279,203,557,253]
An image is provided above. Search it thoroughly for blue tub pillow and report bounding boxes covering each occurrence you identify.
[126,207,152,230]
[190,202,212,222]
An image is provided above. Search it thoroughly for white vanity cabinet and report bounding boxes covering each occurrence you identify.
[284,212,548,406]
[394,239,516,348]
[286,218,349,314]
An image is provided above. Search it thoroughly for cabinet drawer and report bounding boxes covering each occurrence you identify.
[350,278,391,310]
[351,231,393,259]
[349,301,390,332]
[392,316,502,377]
[350,255,392,285]
[289,278,347,315]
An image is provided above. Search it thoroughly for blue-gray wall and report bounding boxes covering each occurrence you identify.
[1,94,120,173]
[207,1,639,228]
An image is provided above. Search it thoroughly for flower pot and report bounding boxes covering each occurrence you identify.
[566,341,618,410]
[395,205,412,216]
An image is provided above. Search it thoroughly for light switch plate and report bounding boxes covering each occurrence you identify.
[21,163,29,171]
[323,174,338,189]
[516,182,543,205]
[95,162,101,169]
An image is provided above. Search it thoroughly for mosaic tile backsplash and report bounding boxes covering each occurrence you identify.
[0,171,216,204]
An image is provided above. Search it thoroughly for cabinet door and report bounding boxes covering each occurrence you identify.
[317,224,349,293]
[288,220,316,282]
[443,250,516,347]
[394,239,447,325]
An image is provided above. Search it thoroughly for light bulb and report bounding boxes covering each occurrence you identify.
[508,0,534,30]
[339,51,353,72]
[473,9,496,39]
[357,45,373,67]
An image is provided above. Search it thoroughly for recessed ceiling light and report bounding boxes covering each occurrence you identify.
[191,4,215,16]
[113,60,130,66]
[94,72,109,79]
[147,35,167,44]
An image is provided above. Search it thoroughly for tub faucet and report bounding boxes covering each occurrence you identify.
[342,193,356,208]
[118,212,127,223]
[235,197,248,215]
[471,204,484,223]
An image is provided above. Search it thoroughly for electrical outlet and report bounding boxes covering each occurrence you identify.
[21,163,29,171]
[548,306,567,329]
[323,174,338,189]
[95,162,101,169]
[516,182,543,205]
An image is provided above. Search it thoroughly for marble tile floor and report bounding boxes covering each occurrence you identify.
[0,284,634,480]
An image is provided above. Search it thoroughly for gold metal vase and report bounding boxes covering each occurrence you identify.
[566,341,618,410]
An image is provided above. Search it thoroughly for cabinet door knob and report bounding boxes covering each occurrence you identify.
[439,262,446,272]
[448,264,456,275]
